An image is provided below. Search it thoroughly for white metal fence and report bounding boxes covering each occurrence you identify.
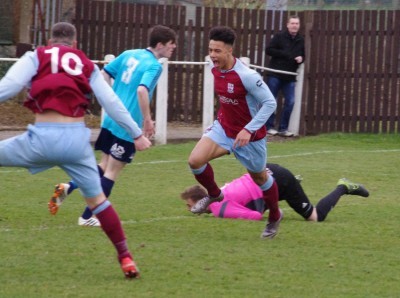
[0,56,303,145]
[154,56,303,144]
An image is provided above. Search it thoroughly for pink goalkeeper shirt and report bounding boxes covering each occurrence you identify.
[209,173,264,221]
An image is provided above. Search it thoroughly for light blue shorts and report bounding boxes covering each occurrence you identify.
[204,120,267,173]
[0,122,102,198]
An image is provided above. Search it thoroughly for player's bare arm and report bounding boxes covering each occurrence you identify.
[137,85,155,138]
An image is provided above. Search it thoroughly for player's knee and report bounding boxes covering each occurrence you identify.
[188,155,204,169]
[188,159,198,169]
[296,203,315,220]
[85,193,106,209]
[253,176,265,186]
[189,163,207,175]
[188,158,196,169]
[249,171,268,186]
[306,208,318,222]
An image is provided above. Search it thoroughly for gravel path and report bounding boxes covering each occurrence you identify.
[0,124,203,143]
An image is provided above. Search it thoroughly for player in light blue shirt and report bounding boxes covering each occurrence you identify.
[101,48,163,142]
[49,25,177,226]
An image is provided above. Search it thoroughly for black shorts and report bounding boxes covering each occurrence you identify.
[94,128,136,163]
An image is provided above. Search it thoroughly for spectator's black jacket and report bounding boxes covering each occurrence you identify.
[265,30,305,81]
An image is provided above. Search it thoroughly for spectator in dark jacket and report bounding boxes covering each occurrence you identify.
[265,15,305,137]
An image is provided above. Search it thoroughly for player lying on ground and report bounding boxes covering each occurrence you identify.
[181,163,369,223]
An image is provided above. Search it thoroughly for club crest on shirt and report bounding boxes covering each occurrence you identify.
[227,83,234,93]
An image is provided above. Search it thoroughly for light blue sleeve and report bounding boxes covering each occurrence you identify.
[90,65,143,139]
[0,51,38,102]
[103,50,129,79]
[242,69,276,133]
[139,62,162,97]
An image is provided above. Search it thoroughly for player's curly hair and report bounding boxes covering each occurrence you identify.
[209,26,236,46]
[180,185,207,202]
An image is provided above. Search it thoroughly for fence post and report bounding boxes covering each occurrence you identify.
[288,63,304,136]
[154,58,168,145]
[202,55,214,132]
[239,56,250,66]
[101,54,115,124]
[238,56,303,136]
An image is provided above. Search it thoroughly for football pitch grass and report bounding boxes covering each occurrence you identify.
[0,133,399,297]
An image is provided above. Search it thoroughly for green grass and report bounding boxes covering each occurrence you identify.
[1,133,399,297]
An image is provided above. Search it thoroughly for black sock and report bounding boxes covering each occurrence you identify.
[101,176,115,198]
[81,206,93,219]
[68,181,78,194]
[97,165,104,177]
[316,185,347,221]
[81,176,114,220]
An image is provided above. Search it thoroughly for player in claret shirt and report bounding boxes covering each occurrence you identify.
[0,22,151,279]
[188,26,282,239]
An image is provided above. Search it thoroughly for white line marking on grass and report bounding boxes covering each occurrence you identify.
[135,149,400,165]
[122,215,193,225]
[0,215,195,232]
[0,148,399,174]
[0,169,27,173]
[0,204,365,233]
[271,149,400,159]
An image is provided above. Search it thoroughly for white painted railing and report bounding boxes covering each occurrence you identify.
[0,55,303,145]
[246,60,304,137]
[154,56,303,144]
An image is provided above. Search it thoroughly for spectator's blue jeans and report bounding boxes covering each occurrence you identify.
[265,76,296,132]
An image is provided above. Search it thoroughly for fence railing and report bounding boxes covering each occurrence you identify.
[3,3,400,136]
[72,2,400,135]
[0,55,302,145]
[154,56,302,145]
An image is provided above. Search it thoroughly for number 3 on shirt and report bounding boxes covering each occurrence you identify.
[45,47,83,76]
[121,57,139,84]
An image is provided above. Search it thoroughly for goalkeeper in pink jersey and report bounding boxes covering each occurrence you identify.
[181,164,369,221]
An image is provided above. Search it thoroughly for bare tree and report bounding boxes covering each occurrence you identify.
[202,0,266,9]
[265,0,288,10]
